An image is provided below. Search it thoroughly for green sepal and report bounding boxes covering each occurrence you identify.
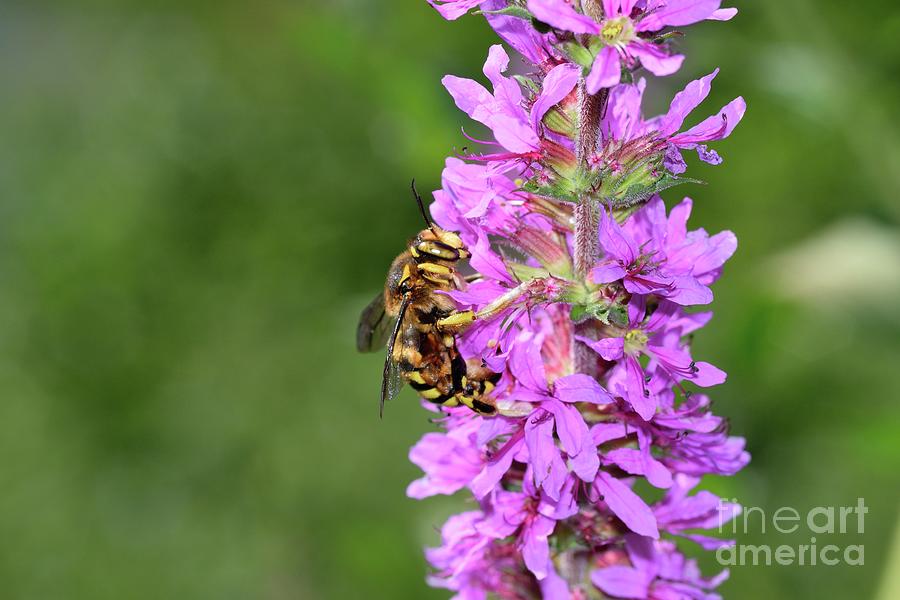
[523,178,578,203]
[476,6,533,19]
[542,107,574,137]
[570,303,612,325]
[561,41,595,71]
[514,74,540,95]
[605,173,704,209]
[508,262,551,283]
[606,304,629,328]
[652,30,684,43]
[571,301,629,327]
[586,37,605,56]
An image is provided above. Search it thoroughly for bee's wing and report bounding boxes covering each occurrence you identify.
[357,293,393,353]
[380,295,411,417]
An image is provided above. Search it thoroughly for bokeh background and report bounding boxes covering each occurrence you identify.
[0,0,898,598]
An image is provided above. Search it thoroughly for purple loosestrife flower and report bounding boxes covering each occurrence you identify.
[384,1,751,597]
[577,297,727,420]
[443,45,580,161]
[591,534,731,599]
[601,71,746,174]
[527,0,736,92]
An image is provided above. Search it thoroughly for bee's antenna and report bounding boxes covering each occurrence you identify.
[411,179,436,233]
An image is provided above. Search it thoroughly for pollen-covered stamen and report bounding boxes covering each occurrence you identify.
[599,16,636,48]
[623,328,649,355]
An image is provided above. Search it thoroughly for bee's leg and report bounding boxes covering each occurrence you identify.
[435,309,477,334]
[436,277,561,334]
[416,262,455,287]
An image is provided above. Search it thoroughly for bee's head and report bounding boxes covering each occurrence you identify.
[430,227,465,251]
[398,263,414,295]
[416,227,470,259]
[409,179,470,261]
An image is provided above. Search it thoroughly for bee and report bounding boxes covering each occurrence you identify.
[356,182,499,417]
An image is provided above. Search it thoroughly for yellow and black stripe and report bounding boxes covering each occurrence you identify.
[403,353,499,417]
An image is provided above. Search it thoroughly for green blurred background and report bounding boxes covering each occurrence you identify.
[0,0,897,598]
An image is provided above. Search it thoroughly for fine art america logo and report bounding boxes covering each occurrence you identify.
[716,499,867,567]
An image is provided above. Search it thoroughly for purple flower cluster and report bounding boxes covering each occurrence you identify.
[410,1,749,598]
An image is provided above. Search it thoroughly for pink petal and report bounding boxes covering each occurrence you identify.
[591,262,628,284]
[510,332,549,392]
[578,335,625,362]
[554,373,614,404]
[628,295,647,325]
[672,96,746,144]
[522,530,551,579]
[531,63,580,131]
[571,445,601,481]
[527,0,601,34]
[427,0,484,20]
[625,355,656,420]
[544,399,587,456]
[624,533,658,575]
[638,428,673,488]
[603,78,647,140]
[470,232,514,284]
[603,0,621,18]
[526,412,557,488]
[637,0,721,30]
[605,447,672,489]
[592,422,630,445]
[470,437,521,498]
[710,7,738,20]
[657,70,719,137]
[543,452,569,501]
[666,197,693,245]
[595,471,660,538]
[522,516,556,579]
[691,361,727,387]
[482,44,511,84]
[490,112,541,153]
[540,568,571,599]
[693,230,738,280]
[591,566,651,599]
[442,74,493,122]
[586,46,622,94]
[599,209,638,263]
[486,6,550,65]
[624,271,675,296]
[664,275,714,306]
[630,42,684,77]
